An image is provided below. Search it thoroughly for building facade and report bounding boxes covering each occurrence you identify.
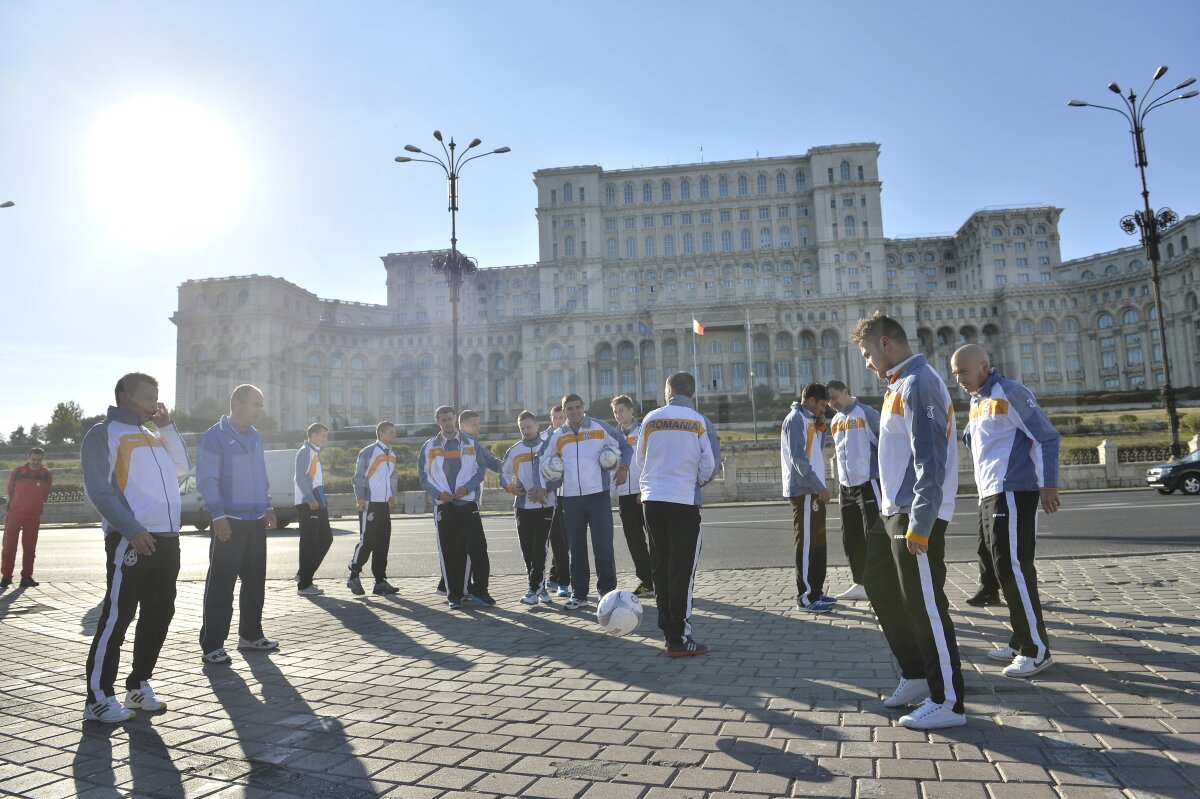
[172,143,1200,431]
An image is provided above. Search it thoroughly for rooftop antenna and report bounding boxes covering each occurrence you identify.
[700,145,704,163]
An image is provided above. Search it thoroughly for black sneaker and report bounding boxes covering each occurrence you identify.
[966,589,1001,607]
[633,583,655,600]
[373,580,398,596]
[346,575,365,596]
[448,599,463,610]
[0,577,11,589]
[666,637,709,658]
[435,579,447,595]
[471,592,497,607]
[19,577,39,588]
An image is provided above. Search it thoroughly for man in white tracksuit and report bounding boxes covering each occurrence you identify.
[611,394,654,598]
[347,422,398,596]
[638,371,721,657]
[826,380,882,602]
[532,393,632,611]
[953,343,1059,679]
[781,383,833,613]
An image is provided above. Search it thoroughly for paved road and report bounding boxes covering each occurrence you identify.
[23,489,1198,586]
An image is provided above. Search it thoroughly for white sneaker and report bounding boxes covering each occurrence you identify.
[987,645,1018,662]
[836,583,869,601]
[1003,654,1054,678]
[238,636,279,651]
[883,677,931,708]
[556,586,571,598]
[899,699,967,730]
[124,682,165,711]
[84,695,135,723]
[520,590,538,605]
[297,584,324,596]
[564,598,590,611]
[537,586,552,603]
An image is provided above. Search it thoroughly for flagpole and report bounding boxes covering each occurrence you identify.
[745,307,758,443]
[636,318,644,411]
[691,323,699,409]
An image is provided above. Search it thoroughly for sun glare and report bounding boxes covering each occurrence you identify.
[82,95,253,249]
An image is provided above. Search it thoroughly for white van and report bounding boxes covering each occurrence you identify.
[179,449,300,531]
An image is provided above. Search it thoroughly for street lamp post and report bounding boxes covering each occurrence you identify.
[395,131,510,411]
[0,201,14,208]
[1070,65,1198,458]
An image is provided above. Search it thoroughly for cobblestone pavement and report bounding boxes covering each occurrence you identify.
[1,553,1197,799]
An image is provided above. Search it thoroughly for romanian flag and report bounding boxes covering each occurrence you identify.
[693,317,705,335]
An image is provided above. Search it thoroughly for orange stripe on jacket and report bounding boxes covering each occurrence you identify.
[114,434,164,492]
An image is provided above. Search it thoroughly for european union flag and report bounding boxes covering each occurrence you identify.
[637,320,652,337]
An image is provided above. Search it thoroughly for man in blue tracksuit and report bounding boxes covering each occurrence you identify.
[782,383,833,613]
[853,312,965,731]
[953,344,1060,679]
[197,385,277,664]
[532,393,633,611]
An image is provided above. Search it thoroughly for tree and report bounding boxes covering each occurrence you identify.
[173,398,224,433]
[28,424,46,444]
[45,401,85,445]
[9,426,28,446]
[79,414,106,440]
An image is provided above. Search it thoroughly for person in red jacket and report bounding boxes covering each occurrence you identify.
[3,447,53,589]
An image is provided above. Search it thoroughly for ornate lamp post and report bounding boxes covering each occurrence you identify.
[395,131,510,410]
[1070,65,1197,458]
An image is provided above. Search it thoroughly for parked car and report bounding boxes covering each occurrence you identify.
[1145,450,1200,496]
[179,449,300,531]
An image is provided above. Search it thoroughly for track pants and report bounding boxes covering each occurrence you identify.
[839,481,881,585]
[617,494,655,589]
[975,524,1001,595]
[790,495,827,606]
[296,503,333,589]
[980,491,1050,659]
[562,492,617,602]
[199,518,267,655]
[871,514,965,714]
[436,502,489,602]
[85,532,179,703]
[349,502,391,581]
[2,513,41,580]
[516,506,554,591]
[546,500,570,588]
[643,500,702,643]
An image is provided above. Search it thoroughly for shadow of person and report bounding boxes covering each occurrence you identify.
[80,600,104,637]
[70,716,184,798]
[715,738,835,783]
[305,593,471,670]
[203,654,377,798]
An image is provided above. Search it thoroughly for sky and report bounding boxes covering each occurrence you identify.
[2,1,1199,435]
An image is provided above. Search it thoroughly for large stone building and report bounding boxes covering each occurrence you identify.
[172,143,1200,431]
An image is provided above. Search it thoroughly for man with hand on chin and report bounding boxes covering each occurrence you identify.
[197,385,278,665]
[81,372,190,723]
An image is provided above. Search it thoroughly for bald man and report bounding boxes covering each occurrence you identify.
[952,345,1060,679]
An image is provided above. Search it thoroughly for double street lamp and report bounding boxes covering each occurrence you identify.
[1070,65,1198,458]
[395,131,510,411]
[0,201,13,208]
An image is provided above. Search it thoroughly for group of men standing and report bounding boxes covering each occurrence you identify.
[780,311,1060,730]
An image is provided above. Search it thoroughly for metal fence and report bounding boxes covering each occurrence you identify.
[1061,449,1101,466]
[1117,446,1173,464]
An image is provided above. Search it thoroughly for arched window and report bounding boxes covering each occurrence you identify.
[418,353,433,369]
[605,185,615,206]
[351,356,365,370]
[840,161,851,181]
[643,182,653,203]
[1105,264,1119,275]
[1040,319,1056,335]
[1013,226,1025,236]
[549,345,563,360]
[661,180,672,202]
[626,237,636,258]
[731,340,744,354]
[644,236,655,257]
[683,232,694,254]
[737,175,748,195]
[1167,243,1175,259]
[237,290,249,307]
[821,332,837,348]
[777,172,787,193]
[756,174,767,194]
[760,227,772,248]
[718,176,728,197]
[1097,313,1113,329]
[1129,259,1143,271]
[564,182,574,202]
[663,234,675,256]
[619,343,634,360]
[1018,320,1034,335]
[624,185,634,204]
[565,236,575,257]
[721,230,732,251]
[238,345,252,360]
[798,225,809,245]
[680,179,690,200]
[194,346,208,364]
[1035,225,1047,234]
[779,227,791,247]
[796,169,806,188]
[664,340,678,357]
[699,177,710,198]
[598,344,613,361]
[1081,270,1095,281]
[330,354,344,369]
[740,229,751,250]
[607,238,618,259]
[709,340,722,355]
[1063,318,1079,333]
[844,216,856,237]
[1182,235,1190,251]
[1122,309,1140,325]
[991,227,1004,238]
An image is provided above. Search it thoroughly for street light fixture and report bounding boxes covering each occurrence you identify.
[394,131,511,411]
[0,201,13,208]
[1069,64,1197,458]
